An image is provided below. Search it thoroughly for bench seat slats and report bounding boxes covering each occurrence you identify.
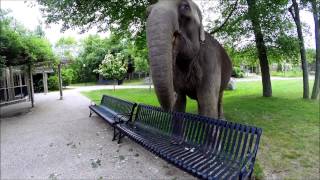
[90,105,118,124]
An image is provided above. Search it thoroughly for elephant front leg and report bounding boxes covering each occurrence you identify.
[174,93,186,112]
[197,91,219,119]
[218,90,225,119]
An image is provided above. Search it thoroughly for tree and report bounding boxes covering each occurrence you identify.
[75,35,111,82]
[34,24,45,37]
[289,0,310,99]
[123,40,149,74]
[309,0,320,99]
[94,52,127,91]
[205,0,299,97]
[56,36,77,47]
[37,0,156,40]
[0,9,56,66]
[246,0,272,97]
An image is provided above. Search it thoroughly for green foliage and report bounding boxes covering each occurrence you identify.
[0,10,56,66]
[93,51,127,81]
[232,67,245,78]
[134,56,149,73]
[68,33,149,83]
[34,24,45,37]
[37,0,155,37]
[48,75,59,90]
[55,36,77,47]
[123,40,149,73]
[210,0,299,66]
[74,35,110,82]
[61,68,74,86]
[306,48,316,63]
[268,34,300,64]
[225,45,258,66]
[271,70,302,77]
[47,69,74,90]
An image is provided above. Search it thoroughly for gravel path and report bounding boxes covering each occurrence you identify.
[0,90,194,179]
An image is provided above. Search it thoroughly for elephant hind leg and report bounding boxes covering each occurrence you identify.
[218,91,225,119]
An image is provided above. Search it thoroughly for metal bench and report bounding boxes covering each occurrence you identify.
[115,104,262,180]
[89,95,136,140]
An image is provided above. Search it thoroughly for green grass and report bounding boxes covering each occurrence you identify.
[82,80,319,179]
[122,79,144,85]
[271,71,302,77]
[70,82,97,86]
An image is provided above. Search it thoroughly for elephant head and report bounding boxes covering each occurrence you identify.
[146,0,205,111]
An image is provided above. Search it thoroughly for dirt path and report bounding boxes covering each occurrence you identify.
[0,90,193,179]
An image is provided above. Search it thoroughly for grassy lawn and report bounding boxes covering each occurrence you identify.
[270,71,302,77]
[82,80,319,179]
[70,82,97,86]
[70,79,145,86]
[122,79,144,85]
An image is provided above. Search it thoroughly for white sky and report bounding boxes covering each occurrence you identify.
[1,0,316,48]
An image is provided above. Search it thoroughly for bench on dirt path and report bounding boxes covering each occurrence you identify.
[89,95,137,140]
[115,104,262,180]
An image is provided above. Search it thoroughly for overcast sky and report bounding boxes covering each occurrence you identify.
[1,0,316,48]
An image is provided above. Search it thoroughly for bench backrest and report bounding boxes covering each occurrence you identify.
[134,104,262,163]
[100,95,136,120]
[134,104,173,135]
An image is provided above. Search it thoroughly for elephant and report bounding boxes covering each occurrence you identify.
[146,0,232,119]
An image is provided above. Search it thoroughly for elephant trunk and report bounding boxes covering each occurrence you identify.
[147,3,178,111]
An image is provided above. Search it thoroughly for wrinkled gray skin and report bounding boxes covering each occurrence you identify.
[147,0,232,119]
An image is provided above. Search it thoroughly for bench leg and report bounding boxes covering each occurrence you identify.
[112,126,118,141]
[117,133,124,144]
[89,110,92,117]
[248,170,253,180]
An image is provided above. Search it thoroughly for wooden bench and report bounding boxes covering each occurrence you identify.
[115,104,262,180]
[89,95,136,140]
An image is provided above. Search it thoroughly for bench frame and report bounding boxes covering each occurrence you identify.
[89,95,136,141]
[115,104,262,180]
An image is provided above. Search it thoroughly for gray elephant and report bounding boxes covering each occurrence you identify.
[146,0,232,119]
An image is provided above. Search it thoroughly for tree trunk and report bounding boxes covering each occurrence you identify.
[58,63,63,100]
[28,64,34,107]
[247,0,272,97]
[289,0,310,99]
[311,0,320,99]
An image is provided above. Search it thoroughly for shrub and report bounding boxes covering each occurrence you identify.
[61,68,74,86]
[232,67,245,78]
[48,75,59,91]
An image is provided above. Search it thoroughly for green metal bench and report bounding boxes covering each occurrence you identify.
[115,104,262,180]
[89,95,136,141]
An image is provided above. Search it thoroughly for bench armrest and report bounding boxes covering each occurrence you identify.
[90,99,102,106]
[240,153,255,178]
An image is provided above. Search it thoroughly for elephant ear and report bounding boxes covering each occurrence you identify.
[146,5,154,17]
[192,4,205,42]
[199,22,205,42]
[196,7,205,42]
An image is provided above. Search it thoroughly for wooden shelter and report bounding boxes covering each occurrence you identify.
[0,65,30,106]
[0,63,55,107]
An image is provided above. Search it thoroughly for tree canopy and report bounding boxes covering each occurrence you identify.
[37,0,318,98]
[0,9,56,67]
